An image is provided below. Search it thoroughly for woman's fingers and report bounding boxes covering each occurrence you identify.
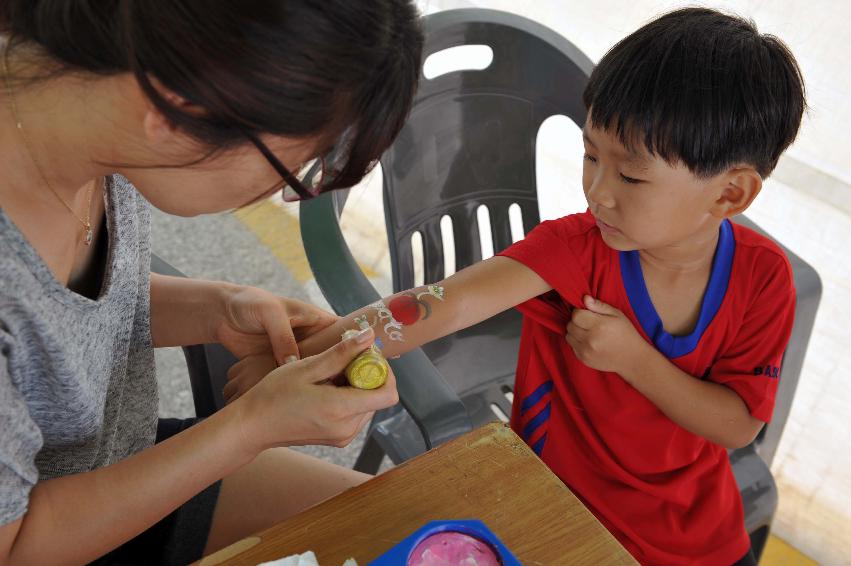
[287,313,316,334]
[224,355,278,404]
[303,328,400,412]
[289,333,398,438]
[265,298,339,365]
[335,366,399,414]
[298,327,375,383]
[287,299,339,333]
[236,328,400,449]
[261,305,300,366]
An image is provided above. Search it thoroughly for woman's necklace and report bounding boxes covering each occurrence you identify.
[2,41,96,245]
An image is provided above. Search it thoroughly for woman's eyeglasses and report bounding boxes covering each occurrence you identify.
[244,131,336,203]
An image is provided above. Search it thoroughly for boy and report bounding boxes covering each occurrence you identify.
[227,7,805,565]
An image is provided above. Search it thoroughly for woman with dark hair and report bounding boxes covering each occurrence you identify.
[0,1,423,563]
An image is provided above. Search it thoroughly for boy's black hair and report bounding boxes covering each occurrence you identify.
[582,7,806,178]
[1,0,423,191]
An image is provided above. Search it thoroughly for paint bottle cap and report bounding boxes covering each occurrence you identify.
[345,347,389,389]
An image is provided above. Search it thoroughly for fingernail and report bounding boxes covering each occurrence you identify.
[283,355,298,365]
[353,327,374,344]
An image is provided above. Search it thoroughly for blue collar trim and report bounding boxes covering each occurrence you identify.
[618,220,735,358]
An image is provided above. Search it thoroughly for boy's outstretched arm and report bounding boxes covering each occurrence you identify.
[567,296,765,449]
[298,256,552,360]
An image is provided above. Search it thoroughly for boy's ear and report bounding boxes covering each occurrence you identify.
[710,167,763,219]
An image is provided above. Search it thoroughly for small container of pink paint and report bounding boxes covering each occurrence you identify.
[368,520,520,566]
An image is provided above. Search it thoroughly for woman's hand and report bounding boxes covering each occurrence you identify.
[213,285,339,365]
[150,275,337,364]
[222,353,278,405]
[235,327,399,452]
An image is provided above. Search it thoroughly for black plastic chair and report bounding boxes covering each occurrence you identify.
[299,8,821,561]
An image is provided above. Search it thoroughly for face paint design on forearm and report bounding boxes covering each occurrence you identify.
[367,300,405,342]
[349,285,446,345]
[386,284,445,326]
[353,314,387,350]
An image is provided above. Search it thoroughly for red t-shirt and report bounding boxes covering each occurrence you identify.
[498,211,795,565]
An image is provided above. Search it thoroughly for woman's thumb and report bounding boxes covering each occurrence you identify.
[307,327,375,380]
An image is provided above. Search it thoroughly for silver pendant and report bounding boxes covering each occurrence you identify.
[84,228,93,246]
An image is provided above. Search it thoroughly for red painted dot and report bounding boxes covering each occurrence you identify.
[389,295,421,326]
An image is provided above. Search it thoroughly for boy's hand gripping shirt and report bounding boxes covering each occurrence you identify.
[498,211,795,566]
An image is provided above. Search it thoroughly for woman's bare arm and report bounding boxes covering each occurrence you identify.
[0,405,249,566]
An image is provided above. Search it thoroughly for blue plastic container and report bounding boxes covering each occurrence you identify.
[369,519,521,565]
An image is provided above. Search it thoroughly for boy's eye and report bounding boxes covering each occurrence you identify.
[583,153,644,184]
[620,173,644,184]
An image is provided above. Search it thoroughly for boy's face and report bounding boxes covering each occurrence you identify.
[581,119,727,253]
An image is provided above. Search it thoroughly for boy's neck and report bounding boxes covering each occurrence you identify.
[637,220,722,275]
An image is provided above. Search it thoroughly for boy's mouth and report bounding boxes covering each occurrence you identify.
[595,218,621,235]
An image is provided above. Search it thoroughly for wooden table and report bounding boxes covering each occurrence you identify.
[200,422,636,565]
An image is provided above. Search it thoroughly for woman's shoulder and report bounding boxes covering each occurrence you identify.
[0,213,40,296]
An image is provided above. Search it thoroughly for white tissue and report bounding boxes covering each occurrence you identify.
[256,551,359,566]
[257,550,319,566]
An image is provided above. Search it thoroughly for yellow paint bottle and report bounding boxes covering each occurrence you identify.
[342,329,389,389]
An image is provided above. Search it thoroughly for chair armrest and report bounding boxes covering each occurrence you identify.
[300,193,473,448]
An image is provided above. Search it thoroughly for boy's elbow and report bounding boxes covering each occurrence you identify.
[720,435,753,451]
[721,418,765,450]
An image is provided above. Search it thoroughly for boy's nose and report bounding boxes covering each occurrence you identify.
[586,175,616,208]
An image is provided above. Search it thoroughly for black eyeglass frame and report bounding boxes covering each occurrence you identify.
[244,131,324,202]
